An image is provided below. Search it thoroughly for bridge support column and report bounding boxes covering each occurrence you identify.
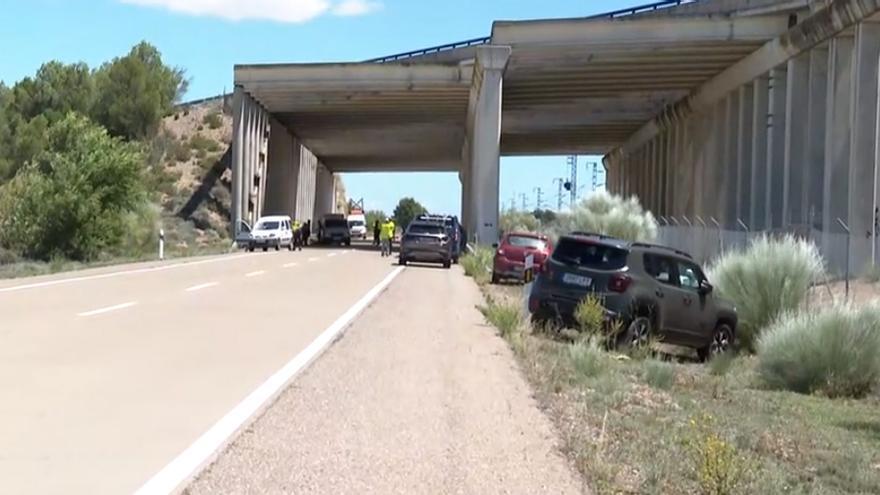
[849,21,880,269]
[722,92,739,227]
[784,53,809,227]
[736,84,754,225]
[465,45,510,245]
[231,87,270,233]
[314,164,336,220]
[766,67,787,229]
[264,117,297,218]
[806,46,828,231]
[751,75,770,230]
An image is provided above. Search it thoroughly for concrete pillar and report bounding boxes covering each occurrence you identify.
[467,46,510,244]
[677,119,694,217]
[736,84,754,226]
[705,101,725,223]
[231,87,244,234]
[314,164,335,220]
[264,116,298,217]
[295,142,318,223]
[723,92,739,227]
[460,139,472,238]
[806,46,829,230]
[751,76,770,230]
[655,134,666,215]
[784,53,810,227]
[823,36,854,246]
[849,21,880,269]
[664,125,676,217]
[766,67,787,229]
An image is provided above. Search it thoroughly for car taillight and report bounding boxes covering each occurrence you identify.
[608,274,632,293]
[497,249,505,256]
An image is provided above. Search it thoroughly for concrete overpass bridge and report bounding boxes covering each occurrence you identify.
[232,0,880,269]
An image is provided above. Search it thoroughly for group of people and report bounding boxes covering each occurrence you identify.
[373,218,396,257]
[292,220,312,250]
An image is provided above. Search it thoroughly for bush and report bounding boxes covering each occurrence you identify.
[707,235,824,352]
[203,111,223,130]
[574,295,605,337]
[500,209,539,234]
[757,304,880,398]
[190,133,220,153]
[461,246,493,284]
[0,113,147,261]
[171,140,190,162]
[480,299,524,339]
[568,338,607,380]
[642,359,675,389]
[707,352,735,377]
[684,414,751,495]
[550,191,657,242]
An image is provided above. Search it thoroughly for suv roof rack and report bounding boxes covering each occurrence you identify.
[630,242,694,259]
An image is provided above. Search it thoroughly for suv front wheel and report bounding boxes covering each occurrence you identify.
[620,315,651,350]
[698,323,733,361]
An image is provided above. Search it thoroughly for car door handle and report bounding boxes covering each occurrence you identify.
[683,296,693,306]
[655,289,664,298]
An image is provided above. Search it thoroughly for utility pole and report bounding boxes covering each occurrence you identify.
[552,178,565,210]
[533,187,544,210]
[519,193,529,211]
[567,155,578,208]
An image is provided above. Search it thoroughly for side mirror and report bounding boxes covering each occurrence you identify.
[492,243,499,248]
[699,280,714,295]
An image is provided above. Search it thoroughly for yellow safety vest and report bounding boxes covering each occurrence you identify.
[380,222,395,240]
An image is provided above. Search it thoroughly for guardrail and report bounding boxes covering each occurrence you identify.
[365,0,702,64]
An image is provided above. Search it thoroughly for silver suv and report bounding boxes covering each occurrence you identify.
[399,221,453,269]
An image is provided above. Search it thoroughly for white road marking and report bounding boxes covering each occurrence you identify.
[0,254,251,294]
[308,257,319,262]
[327,253,338,258]
[185,282,219,293]
[283,262,298,268]
[77,302,137,317]
[245,271,266,278]
[134,266,406,495]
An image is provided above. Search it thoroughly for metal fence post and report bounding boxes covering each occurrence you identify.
[710,217,722,255]
[837,218,850,301]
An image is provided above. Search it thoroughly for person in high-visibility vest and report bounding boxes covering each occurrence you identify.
[380,218,395,257]
[292,219,303,251]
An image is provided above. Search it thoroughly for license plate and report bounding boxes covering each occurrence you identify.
[562,273,592,288]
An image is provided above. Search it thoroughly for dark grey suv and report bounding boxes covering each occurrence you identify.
[399,221,453,268]
[528,233,737,360]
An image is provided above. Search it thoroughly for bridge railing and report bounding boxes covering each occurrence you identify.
[587,0,701,19]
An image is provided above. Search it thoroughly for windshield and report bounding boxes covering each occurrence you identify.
[551,239,628,270]
[508,235,546,249]
[407,224,445,235]
[325,219,348,228]
[256,221,280,230]
[349,220,365,227]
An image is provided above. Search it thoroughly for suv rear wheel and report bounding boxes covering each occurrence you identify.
[620,315,651,349]
[698,323,733,361]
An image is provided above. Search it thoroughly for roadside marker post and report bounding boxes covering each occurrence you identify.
[523,253,535,315]
[159,229,165,261]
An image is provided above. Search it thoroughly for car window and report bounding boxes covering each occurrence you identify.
[507,235,546,249]
[407,223,445,235]
[325,219,347,228]
[676,261,703,290]
[257,221,280,230]
[551,239,628,270]
[644,254,676,285]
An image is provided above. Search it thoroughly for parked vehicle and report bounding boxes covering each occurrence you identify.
[348,212,368,240]
[318,213,352,246]
[415,214,463,263]
[234,220,253,249]
[399,220,453,268]
[247,215,295,252]
[492,232,552,283]
[528,233,737,360]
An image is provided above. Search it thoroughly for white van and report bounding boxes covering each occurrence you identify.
[247,215,294,252]
[348,212,367,240]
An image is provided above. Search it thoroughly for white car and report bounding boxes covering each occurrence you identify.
[348,215,368,240]
[247,215,294,252]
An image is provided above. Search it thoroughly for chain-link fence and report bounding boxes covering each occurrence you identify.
[655,216,873,279]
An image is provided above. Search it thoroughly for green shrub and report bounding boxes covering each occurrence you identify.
[203,111,223,130]
[642,359,675,389]
[500,209,539,234]
[480,300,523,339]
[574,294,606,337]
[684,414,752,495]
[863,263,880,283]
[568,338,607,380]
[461,246,493,284]
[0,247,20,265]
[189,133,220,153]
[171,140,190,162]
[757,304,880,398]
[707,235,824,352]
[708,352,735,377]
[551,191,657,242]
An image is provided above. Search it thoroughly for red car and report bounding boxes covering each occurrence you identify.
[492,232,553,284]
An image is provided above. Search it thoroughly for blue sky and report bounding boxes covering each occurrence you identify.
[0,0,633,216]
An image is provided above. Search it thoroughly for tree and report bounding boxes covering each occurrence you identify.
[92,42,188,140]
[533,208,557,225]
[0,113,147,260]
[393,197,427,230]
[12,61,95,123]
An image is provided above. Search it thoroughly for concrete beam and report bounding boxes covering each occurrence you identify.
[235,63,473,89]
[612,0,880,160]
[491,15,790,46]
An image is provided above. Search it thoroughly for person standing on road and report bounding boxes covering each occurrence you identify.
[373,220,381,247]
[292,219,303,251]
[302,220,311,247]
[380,217,395,257]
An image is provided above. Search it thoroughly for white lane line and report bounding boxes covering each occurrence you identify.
[307,257,319,262]
[283,262,299,268]
[327,253,338,258]
[134,266,405,495]
[77,302,137,317]
[185,282,219,293]
[245,271,266,278]
[0,254,252,294]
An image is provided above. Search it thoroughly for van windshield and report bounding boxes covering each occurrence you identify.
[256,221,280,230]
[552,239,628,270]
[349,220,365,227]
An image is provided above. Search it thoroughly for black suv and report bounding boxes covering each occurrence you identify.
[399,221,453,268]
[528,233,737,360]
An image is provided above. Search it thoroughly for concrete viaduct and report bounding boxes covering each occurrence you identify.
[232,0,880,271]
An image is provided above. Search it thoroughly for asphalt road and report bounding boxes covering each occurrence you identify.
[0,246,397,494]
